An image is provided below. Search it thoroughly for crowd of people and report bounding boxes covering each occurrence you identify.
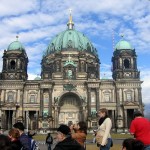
[0,108,150,150]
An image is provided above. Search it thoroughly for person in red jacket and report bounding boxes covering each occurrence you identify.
[130,110,150,150]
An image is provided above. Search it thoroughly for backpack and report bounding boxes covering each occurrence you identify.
[46,136,53,144]
[31,138,39,150]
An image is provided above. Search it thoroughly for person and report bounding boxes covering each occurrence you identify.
[122,138,144,150]
[96,108,112,150]
[133,140,144,150]
[0,134,12,150]
[46,133,53,150]
[53,124,85,150]
[71,121,87,147]
[8,128,23,150]
[130,110,150,150]
[28,131,36,139]
[13,122,31,150]
[68,121,74,133]
[122,138,135,150]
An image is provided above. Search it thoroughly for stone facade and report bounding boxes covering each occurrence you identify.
[0,22,143,133]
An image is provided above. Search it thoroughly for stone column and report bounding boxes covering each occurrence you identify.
[20,89,24,120]
[48,89,52,116]
[12,110,16,126]
[36,111,38,129]
[96,88,100,112]
[124,109,128,128]
[25,90,28,103]
[40,89,43,117]
[54,106,59,128]
[121,89,124,104]
[134,88,136,102]
[116,88,124,132]
[6,59,8,70]
[4,90,6,102]
[17,90,20,103]
[134,57,137,69]
[87,88,91,116]
[112,110,115,129]
[138,88,143,110]
[131,58,133,69]
[82,106,86,122]
[1,110,4,129]
[2,111,6,130]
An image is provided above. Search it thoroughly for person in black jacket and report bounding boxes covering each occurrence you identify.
[53,124,85,150]
[46,133,53,150]
[13,122,31,150]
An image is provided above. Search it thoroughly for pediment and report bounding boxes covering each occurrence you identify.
[123,101,138,106]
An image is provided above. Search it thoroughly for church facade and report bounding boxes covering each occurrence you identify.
[0,15,143,132]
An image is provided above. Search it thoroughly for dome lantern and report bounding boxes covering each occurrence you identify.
[67,9,74,30]
[115,35,134,50]
[44,14,98,57]
[7,36,25,51]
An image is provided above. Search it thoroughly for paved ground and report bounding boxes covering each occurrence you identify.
[37,138,124,150]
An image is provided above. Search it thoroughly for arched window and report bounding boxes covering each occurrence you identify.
[64,67,76,80]
[10,60,16,70]
[44,94,49,104]
[91,91,96,103]
[125,91,132,101]
[43,109,48,118]
[103,91,111,102]
[124,59,130,69]
[7,91,14,102]
[30,95,35,103]
[81,61,85,72]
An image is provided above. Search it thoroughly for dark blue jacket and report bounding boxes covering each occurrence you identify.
[19,133,31,150]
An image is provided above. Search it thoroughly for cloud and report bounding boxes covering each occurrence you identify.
[0,0,150,105]
[0,0,37,17]
[28,73,37,80]
[141,69,150,104]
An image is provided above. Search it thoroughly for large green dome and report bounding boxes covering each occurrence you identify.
[115,40,133,50]
[45,22,98,57]
[7,40,25,51]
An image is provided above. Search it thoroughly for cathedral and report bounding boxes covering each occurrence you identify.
[0,14,143,132]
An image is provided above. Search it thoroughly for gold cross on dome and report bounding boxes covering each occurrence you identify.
[69,8,72,15]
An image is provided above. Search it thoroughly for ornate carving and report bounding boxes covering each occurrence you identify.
[63,84,76,91]
[67,40,73,48]
[54,97,60,104]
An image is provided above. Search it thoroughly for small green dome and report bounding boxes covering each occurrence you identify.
[7,40,25,51]
[45,29,98,57]
[115,40,133,50]
[34,76,41,80]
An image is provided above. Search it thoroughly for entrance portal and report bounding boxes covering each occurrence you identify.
[58,94,82,125]
[127,109,134,128]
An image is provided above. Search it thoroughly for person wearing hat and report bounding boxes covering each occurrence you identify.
[13,122,31,150]
[53,124,85,150]
[130,110,150,150]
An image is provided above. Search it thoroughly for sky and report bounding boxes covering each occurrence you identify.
[0,0,150,104]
